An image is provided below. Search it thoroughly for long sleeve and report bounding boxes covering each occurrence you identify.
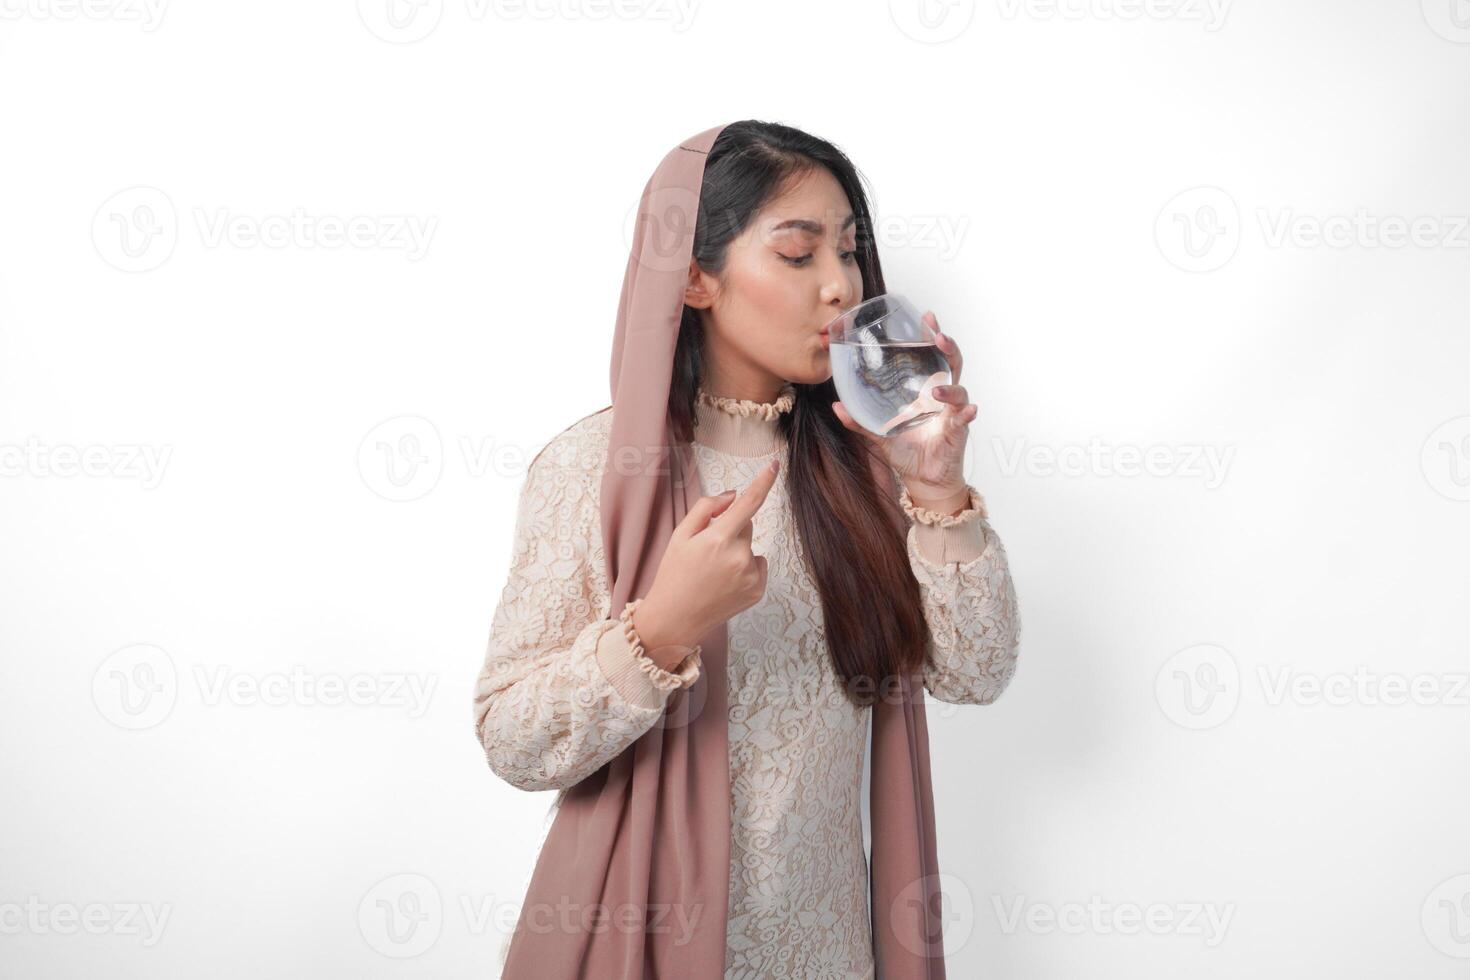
[473,425,702,792]
[897,479,1021,705]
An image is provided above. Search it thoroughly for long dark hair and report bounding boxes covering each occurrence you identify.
[669,119,932,704]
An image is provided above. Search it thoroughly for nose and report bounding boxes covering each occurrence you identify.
[823,291,854,320]
[819,259,855,311]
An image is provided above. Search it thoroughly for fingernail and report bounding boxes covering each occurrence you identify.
[768,458,779,473]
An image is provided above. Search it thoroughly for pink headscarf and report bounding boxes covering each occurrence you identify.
[498,122,948,978]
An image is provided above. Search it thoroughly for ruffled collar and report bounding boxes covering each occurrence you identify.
[691,382,795,457]
[694,383,796,420]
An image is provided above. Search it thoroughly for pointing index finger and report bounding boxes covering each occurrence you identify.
[718,458,780,531]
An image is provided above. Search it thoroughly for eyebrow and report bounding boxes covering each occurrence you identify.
[770,213,857,235]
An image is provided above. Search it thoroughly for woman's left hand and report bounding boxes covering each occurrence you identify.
[831,310,976,510]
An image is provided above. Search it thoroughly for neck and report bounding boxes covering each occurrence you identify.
[698,353,788,406]
[691,382,795,457]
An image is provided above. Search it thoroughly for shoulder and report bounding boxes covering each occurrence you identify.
[523,405,613,499]
[507,408,613,574]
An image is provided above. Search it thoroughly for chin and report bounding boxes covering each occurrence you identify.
[785,365,834,388]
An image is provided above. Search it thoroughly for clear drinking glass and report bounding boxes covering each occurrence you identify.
[826,293,950,438]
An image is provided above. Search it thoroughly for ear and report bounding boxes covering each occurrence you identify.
[684,257,716,310]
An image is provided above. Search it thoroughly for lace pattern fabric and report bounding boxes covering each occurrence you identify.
[474,397,1021,976]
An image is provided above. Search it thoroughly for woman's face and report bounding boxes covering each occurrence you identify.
[685,165,863,398]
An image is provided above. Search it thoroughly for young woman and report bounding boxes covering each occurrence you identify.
[474,119,1021,979]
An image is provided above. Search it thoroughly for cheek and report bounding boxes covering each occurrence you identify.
[727,258,806,326]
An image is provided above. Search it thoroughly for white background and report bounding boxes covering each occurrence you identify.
[2,0,1468,976]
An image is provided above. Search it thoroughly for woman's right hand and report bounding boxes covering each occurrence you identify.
[632,458,781,660]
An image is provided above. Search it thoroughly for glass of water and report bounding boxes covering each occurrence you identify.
[826,294,950,438]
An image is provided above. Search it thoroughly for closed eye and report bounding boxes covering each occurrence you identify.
[780,250,858,267]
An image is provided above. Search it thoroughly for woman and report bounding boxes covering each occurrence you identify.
[473,120,1020,979]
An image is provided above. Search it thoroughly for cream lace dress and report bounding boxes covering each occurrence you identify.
[473,384,1021,979]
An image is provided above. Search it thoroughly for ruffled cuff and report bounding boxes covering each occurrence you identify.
[899,484,987,524]
[593,599,702,711]
[899,484,989,565]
